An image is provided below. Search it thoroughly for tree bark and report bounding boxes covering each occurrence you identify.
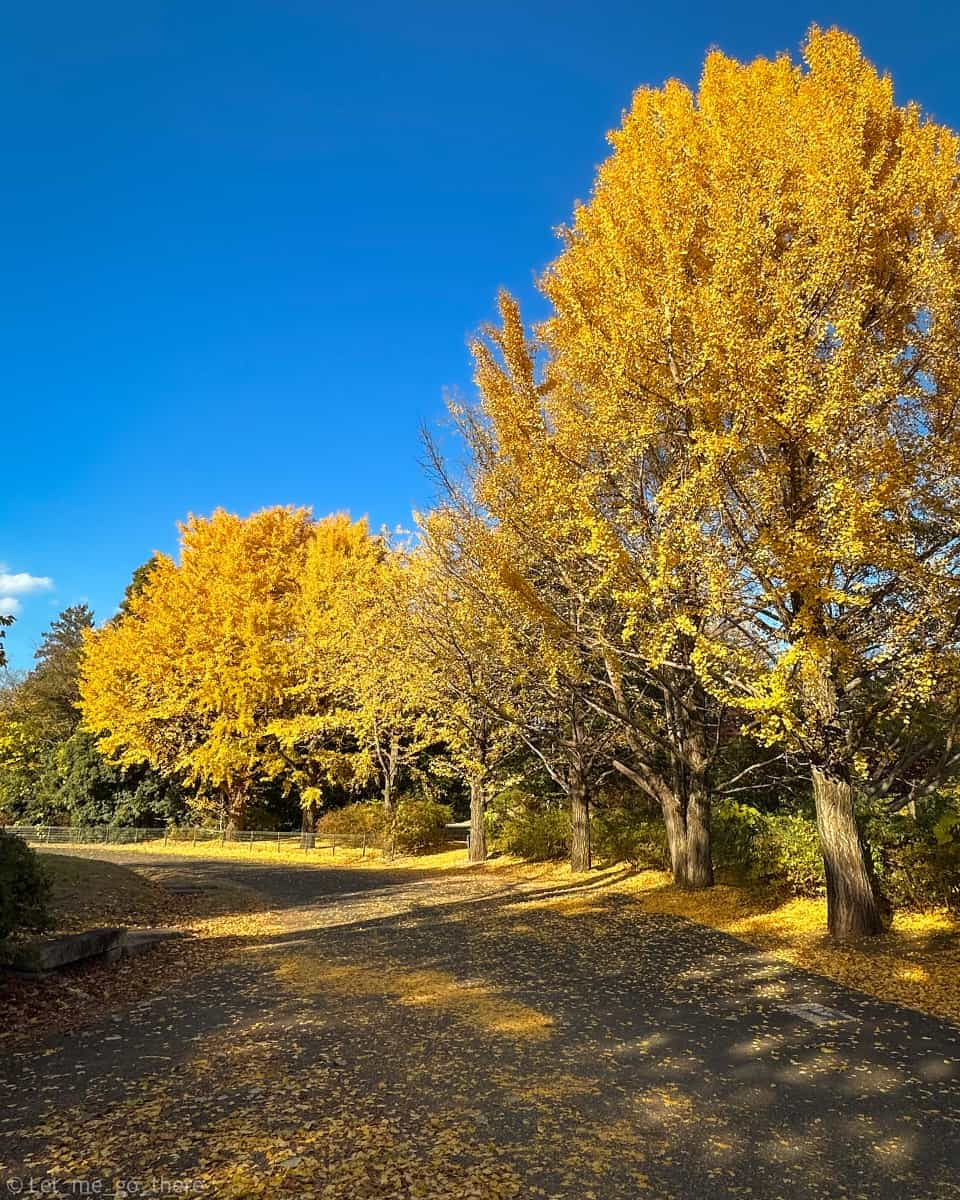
[613,672,715,889]
[468,779,487,863]
[662,791,690,886]
[382,732,399,822]
[684,784,714,889]
[224,782,247,835]
[569,767,591,872]
[301,798,318,849]
[811,766,885,940]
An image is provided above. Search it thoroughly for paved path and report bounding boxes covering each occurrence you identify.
[2,853,959,1198]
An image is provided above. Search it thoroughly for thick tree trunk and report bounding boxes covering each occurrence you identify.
[658,785,713,888]
[811,766,885,940]
[617,672,715,889]
[662,792,689,886]
[224,782,247,835]
[684,783,714,889]
[301,798,318,849]
[468,779,487,863]
[569,769,591,873]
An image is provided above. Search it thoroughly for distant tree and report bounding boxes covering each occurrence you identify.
[52,730,186,826]
[118,556,161,618]
[0,612,12,668]
[80,508,315,829]
[261,514,381,834]
[339,545,440,821]
[28,605,94,735]
[0,607,96,823]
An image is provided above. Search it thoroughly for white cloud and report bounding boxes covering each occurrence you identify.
[0,566,54,621]
[0,571,54,596]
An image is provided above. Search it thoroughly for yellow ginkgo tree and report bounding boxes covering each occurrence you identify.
[80,507,314,828]
[538,27,960,937]
[263,513,383,832]
[410,509,526,863]
[336,538,440,821]
[460,294,729,886]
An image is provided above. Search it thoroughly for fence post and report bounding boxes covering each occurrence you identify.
[192,827,198,847]
[163,828,168,847]
[277,831,281,853]
[331,837,336,857]
[361,833,366,860]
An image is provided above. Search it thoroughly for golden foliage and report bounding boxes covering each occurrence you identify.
[538,27,960,760]
[79,507,315,813]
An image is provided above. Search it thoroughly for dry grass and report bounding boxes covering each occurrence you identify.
[54,836,473,870]
[40,852,190,932]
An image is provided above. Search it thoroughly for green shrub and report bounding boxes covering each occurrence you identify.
[715,793,960,909]
[863,798,960,912]
[485,786,531,845]
[752,812,825,895]
[498,806,570,861]
[316,801,385,838]
[713,801,824,895]
[711,801,766,876]
[389,797,453,854]
[592,809,670,868]
[0,831,51,946]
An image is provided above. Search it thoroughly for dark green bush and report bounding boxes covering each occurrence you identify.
[390,797,453,854]
[712,801,825,895]
[864,798,960,911]
[317,801,385,838]
[752,812,825,895]
[0,831,51,945]
[485,786,533,846]
[711,801,765,876]
[592,809,670,868]
[497,806,570,861]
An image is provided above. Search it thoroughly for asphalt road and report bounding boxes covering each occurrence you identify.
[2,853,959,1198]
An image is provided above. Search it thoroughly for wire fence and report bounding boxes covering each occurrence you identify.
[3,823,470,857]
[4,824,380,856]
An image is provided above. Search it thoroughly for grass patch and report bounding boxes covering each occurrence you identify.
[40,852,186,933]
[47,837,471,870]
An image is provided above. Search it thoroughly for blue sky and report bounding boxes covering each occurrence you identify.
[3,0,958,668]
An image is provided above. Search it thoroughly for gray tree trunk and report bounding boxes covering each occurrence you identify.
[812,766,885,940]
[469,779,487,863]
[569,768,591,872]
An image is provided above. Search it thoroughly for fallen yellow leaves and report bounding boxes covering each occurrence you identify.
[275,954,554,1040]
[0,859,280,1048]
[620,871,960,1025]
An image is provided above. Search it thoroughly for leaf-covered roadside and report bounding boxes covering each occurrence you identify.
[4,858,958,1199]
[0,854,276,1048]
[616,872,960,1026]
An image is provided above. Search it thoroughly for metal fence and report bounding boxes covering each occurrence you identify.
[2,824,381,856]
[3,823,469,856]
